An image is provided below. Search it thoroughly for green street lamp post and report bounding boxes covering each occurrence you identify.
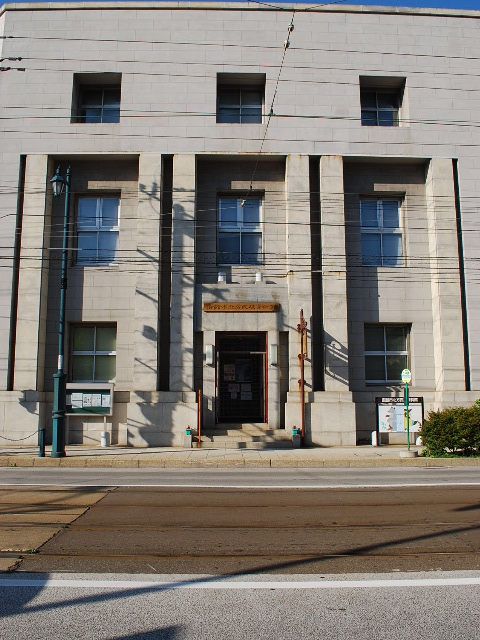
[401,368,412,452]
[50,166,71,458]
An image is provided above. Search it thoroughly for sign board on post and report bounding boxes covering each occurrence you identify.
[401,368,412,384]
[376,397,423,434]
[66,383,114,416]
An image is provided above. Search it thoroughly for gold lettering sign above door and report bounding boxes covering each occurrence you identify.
[203,302,280,313]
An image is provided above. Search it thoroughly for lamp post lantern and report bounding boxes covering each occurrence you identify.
[50,166,71,458]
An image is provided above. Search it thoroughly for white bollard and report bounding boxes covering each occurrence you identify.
[371,431,378,447]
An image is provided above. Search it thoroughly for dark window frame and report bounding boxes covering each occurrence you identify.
[217,196,263,265]
[359,76,405,127]
[77,86,121,124]
[364,324,409,385]
[71,73,122,124]
[216,73,265,124]
[361,89,400,126]
[70,324,117,383]
[76,194,120,266]
[360,198,404,267]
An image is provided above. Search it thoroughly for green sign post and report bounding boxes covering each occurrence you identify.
[401,368,412,450]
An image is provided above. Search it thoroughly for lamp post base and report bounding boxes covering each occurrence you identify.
[51,451,66,459]
[52,371,67,458]
[400,450,418,458]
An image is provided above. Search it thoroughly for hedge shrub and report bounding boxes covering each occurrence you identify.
[420,405,480,457]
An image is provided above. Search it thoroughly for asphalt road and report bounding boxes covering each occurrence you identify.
[1,466,479,488]
[3,483,479,575]
[1,572,480,639]
[2,474,480,638]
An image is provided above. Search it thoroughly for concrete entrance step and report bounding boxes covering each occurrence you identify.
[197,427,294,450]
[196,440,294,450]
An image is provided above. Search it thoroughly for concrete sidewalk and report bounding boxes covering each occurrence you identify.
[1,444,479,468]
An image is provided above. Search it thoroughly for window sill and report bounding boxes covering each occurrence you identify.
[365,382,403,387]
[361,264,405,269]
[215,121,264,125]
[75,263,119,268]
[70,121,121,125]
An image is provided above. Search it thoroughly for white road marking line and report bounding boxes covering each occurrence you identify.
[1,577,480,590]
[0,482,480,489]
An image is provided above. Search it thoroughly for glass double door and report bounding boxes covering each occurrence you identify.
[216,333,266,424]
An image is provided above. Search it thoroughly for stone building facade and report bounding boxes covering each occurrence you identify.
[0,2,478,447]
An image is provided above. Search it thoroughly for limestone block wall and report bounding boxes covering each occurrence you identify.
[285,391,356,446]
[42,157,141,442]
[320,156,350,392]
[126,391,197,447]
[0,391,46,444]
[170,154,196,392]
[195,155,315,432]
[195,157,287,286]
[196,156,286,431]
[43,157,139,393]
[2,3,480,446]
[425,158,465,391]
[345,159,467,440]
[14,155,53,393]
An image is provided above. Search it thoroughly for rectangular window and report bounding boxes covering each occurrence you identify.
[360,199,403,267]
[71,325,116,382]
[71,73,122,124]
[359,76,405,127]
[77,196,120,265]
[218,197,262,265]
[361,90,399,126]
[364,325,408,384]
[78,86,120,123]
[217,74,265,124]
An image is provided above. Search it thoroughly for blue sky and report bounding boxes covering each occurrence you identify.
[1,0,480,8]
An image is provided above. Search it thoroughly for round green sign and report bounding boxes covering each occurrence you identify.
[401,368,412,384]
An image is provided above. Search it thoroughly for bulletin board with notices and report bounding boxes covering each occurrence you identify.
[66,383,114,416]
[376,397,423,433]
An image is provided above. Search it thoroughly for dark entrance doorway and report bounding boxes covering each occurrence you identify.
[216,333,267,424]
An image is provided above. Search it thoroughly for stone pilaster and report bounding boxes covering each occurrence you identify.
[320,156,350,390]
[170,155,196,391]
[133,154,161,390]
[426,158,465,390]
[286,155,312,393]
[14,154,52,391]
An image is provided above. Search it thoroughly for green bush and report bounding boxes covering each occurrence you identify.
[421,405,480,457]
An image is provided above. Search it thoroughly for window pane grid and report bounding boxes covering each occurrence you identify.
[72,326,116,382]
[78,87,120,124]
[217,85,263,124]
[364,325,408,384]
[218,198,262,265]
[361,199,403,267]
[77,197,119,265]
[361,90,399,127]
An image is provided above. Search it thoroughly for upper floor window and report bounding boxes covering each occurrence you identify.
[217,73,265,124]
[218,197,262,265]
[71,73,121,124]
[77,196,120,265]
[78,86,121,123]
[360,199,403,267]
[71,324,116,382]
[364,325,408,384]
[360,76,405,127]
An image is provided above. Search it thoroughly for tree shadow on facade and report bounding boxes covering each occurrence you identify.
[323,330,349,387]
[126,183,196,447]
